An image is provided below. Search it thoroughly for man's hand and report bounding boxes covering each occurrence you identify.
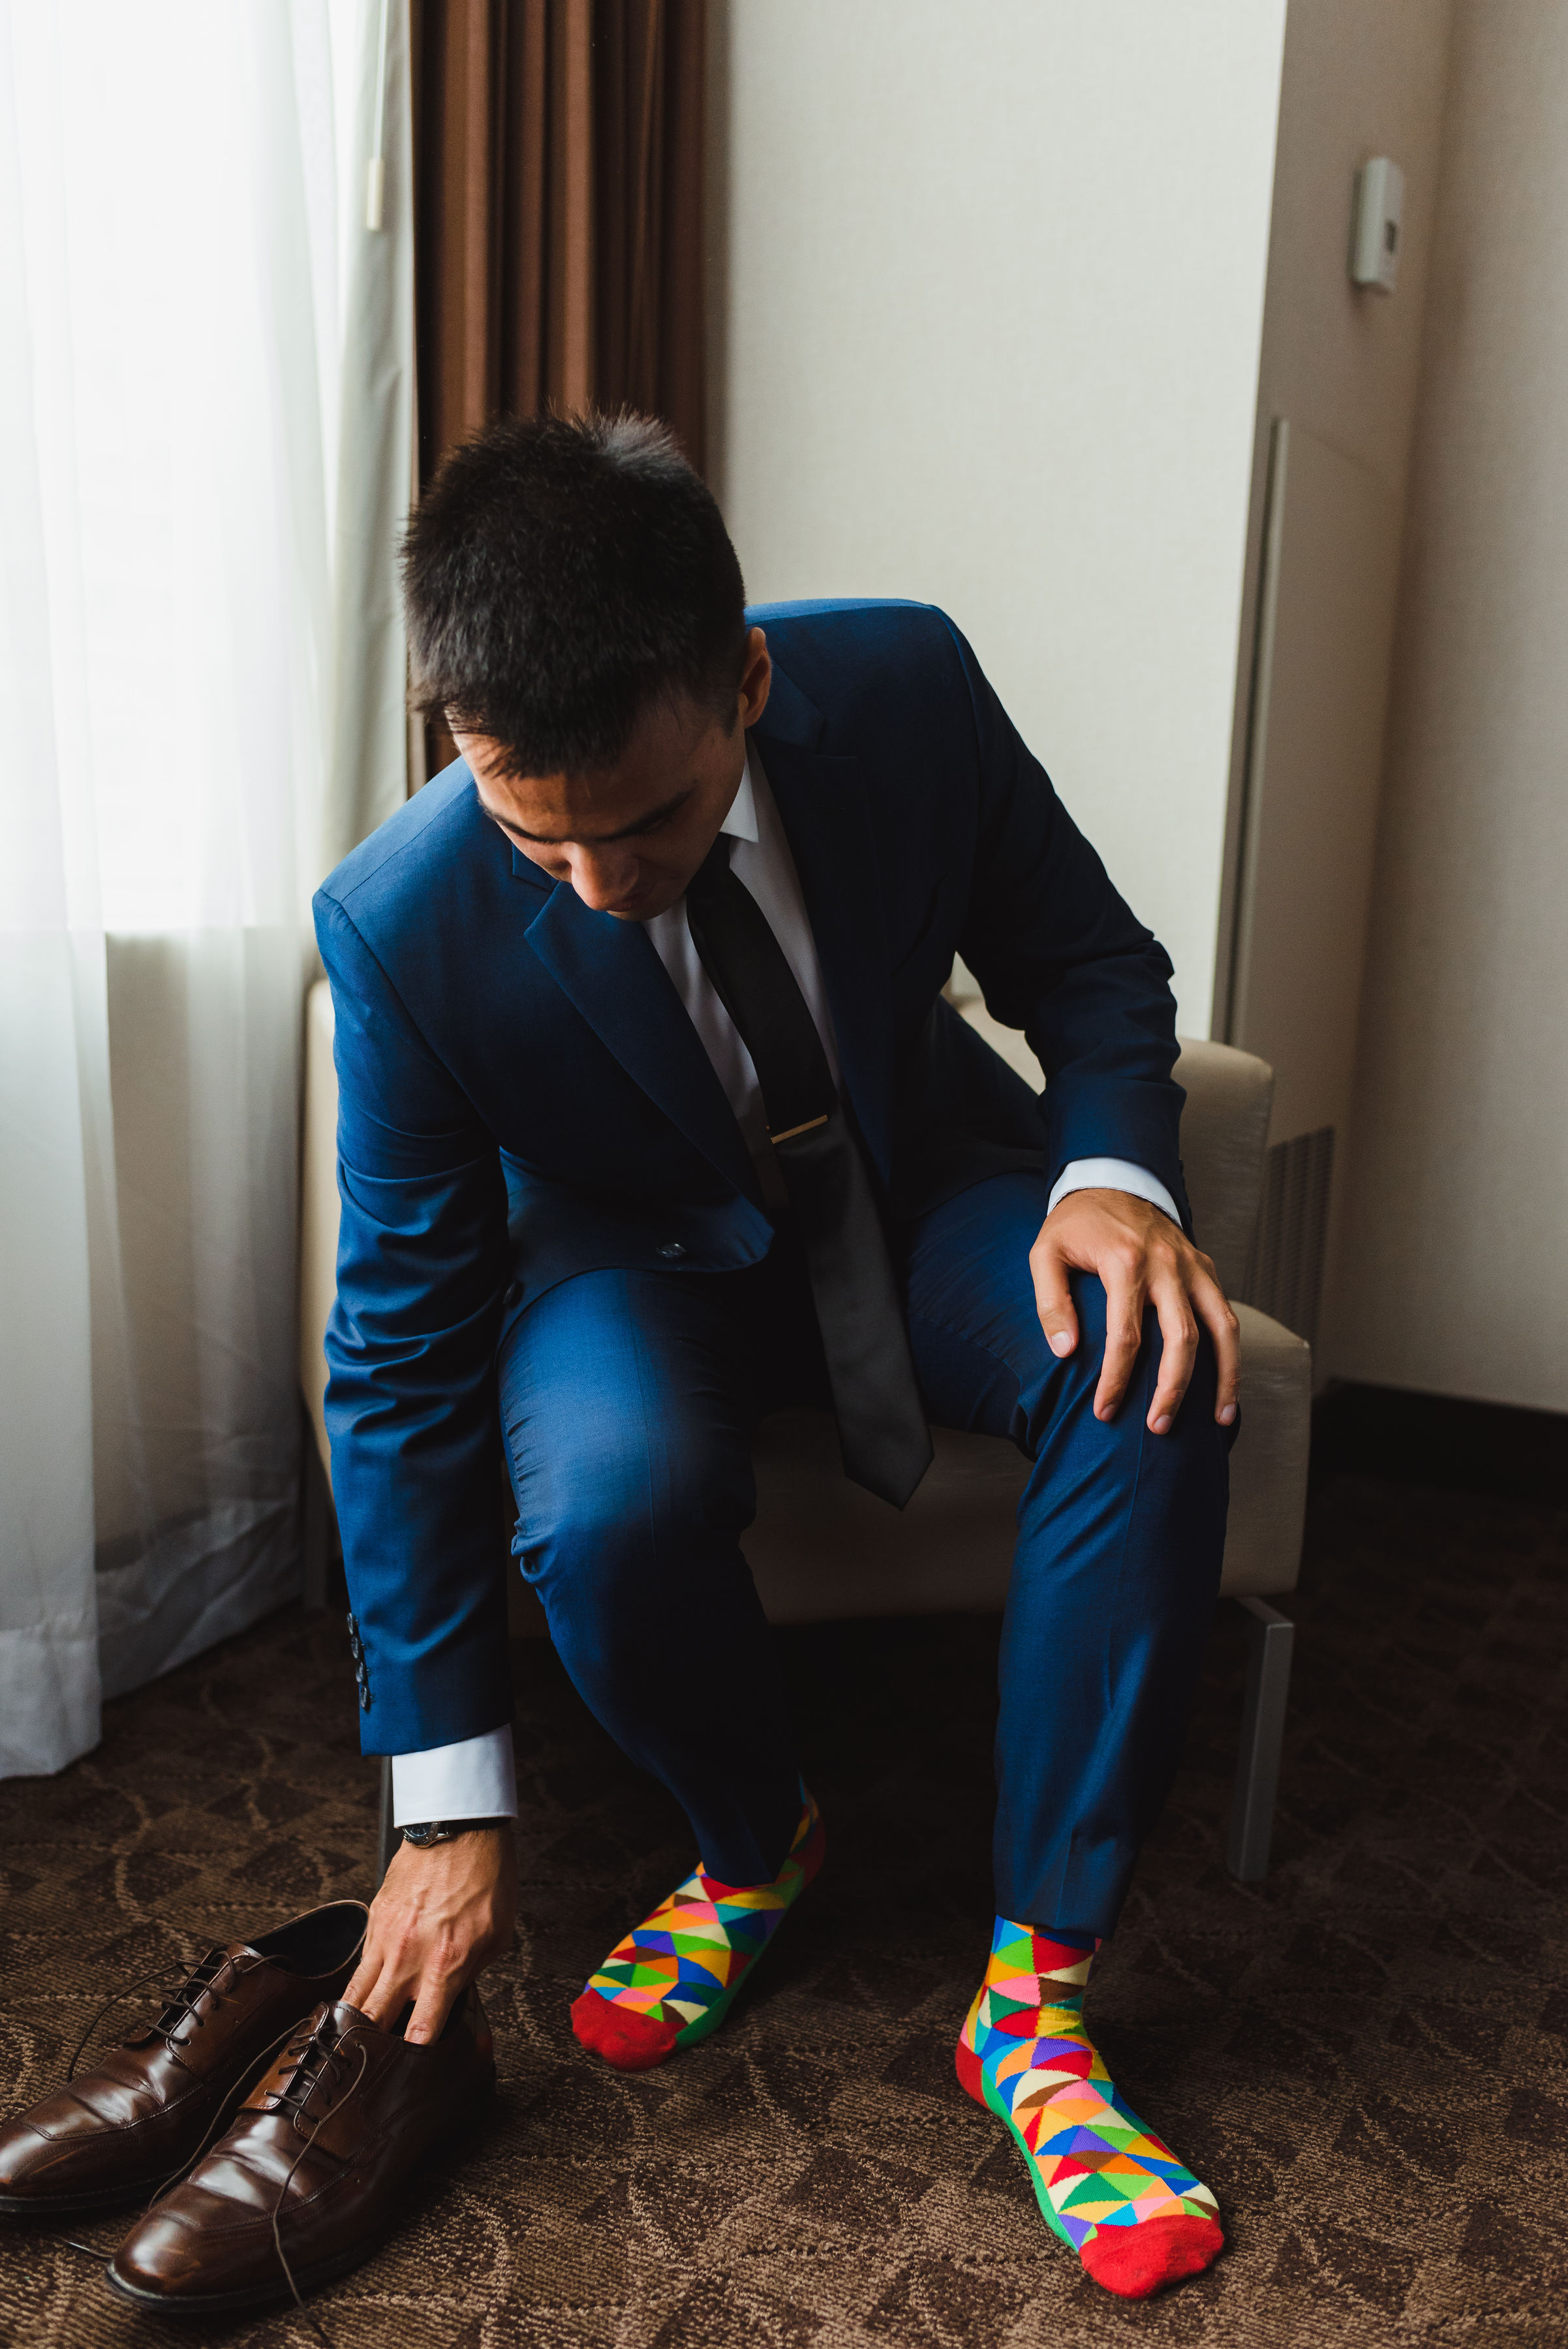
[1030,1188,1240,1434]
[345,1825,517,2046]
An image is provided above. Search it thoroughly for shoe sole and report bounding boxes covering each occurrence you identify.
[101,2072,496,2319]
[0,2177,168,2222]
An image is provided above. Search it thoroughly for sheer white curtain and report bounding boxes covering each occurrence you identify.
[0,0,412,1774]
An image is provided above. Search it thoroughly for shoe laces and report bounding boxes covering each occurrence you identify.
[266,2009,358,2124]
[65,1945,241,2081]
[262,2007,370,2349]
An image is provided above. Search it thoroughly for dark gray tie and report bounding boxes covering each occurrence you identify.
[684,835,932,1508]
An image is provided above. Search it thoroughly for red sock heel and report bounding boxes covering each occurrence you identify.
[955,2033,987,2106]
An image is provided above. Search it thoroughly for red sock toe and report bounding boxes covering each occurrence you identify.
[1079,2215,1224,2298]
[570,1989,681,2071]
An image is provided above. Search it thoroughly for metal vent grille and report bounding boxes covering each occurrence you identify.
[1244,1126,1335,1346]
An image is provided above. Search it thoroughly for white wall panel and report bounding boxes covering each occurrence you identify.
[1330,4,1568,1411]
[707,0,1286,1034]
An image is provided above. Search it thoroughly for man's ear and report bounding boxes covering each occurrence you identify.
[739,627,771,729]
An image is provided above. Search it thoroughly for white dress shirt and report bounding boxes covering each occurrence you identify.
[640,745,840,1212]
[391,745,1178,1824]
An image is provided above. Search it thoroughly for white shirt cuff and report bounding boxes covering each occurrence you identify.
[390,1723,518,1826]
[1047,1156,1181,1225]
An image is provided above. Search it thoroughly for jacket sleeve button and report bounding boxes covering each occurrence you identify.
[657,1241,686,1260]
[504,1280,523,1306]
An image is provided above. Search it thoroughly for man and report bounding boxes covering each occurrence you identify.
[324,414,1238,2297]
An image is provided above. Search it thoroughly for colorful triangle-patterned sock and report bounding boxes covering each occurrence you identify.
[571,1792,824,2072]
[957,1917,1223,2298]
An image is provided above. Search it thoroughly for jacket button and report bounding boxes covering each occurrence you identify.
[657,1242,686,1260]
[504,1280,523,1306]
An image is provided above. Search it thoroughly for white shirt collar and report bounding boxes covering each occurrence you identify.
[720,744,761,845]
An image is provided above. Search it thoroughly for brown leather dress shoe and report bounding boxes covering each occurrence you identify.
[0,1901,366,2220]
[104,1986,496,2316]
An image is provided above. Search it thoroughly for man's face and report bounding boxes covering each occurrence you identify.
[455,627,772,922]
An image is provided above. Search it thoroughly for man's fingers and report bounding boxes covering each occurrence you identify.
[403,1980,457,2048]
[1029,1233,1079,1358]
[350,1948,412,2029]
[343,1956,380,2016]
[346,1890,419,2026]
[349,1938,461,2044]
[1039,1194,1242,1435]
[1145,1274,1199,1436]
[1194,1270,1242,1426]
[1092,1268,1145,1421]
[401,1935,481,2048]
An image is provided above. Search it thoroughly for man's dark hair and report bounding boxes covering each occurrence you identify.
[402,410,748,776]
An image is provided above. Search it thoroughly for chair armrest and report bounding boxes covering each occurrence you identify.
[1220,1302,1311,1599]
[1171,1039,1274,1299]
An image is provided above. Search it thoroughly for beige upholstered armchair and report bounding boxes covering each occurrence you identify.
[300,973,1310,1884]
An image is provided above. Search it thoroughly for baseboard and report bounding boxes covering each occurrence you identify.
[1311,1380,1567,1504]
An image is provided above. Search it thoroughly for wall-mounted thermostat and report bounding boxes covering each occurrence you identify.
[1350,157,1404,294]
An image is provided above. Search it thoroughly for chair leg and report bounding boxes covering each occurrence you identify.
[1227,1596,1295,1881]
[377,1755,398,1884]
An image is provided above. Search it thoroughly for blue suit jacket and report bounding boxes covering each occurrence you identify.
[315,601,1187,1756]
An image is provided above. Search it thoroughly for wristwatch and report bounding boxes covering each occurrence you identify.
[399,1818,508,1848]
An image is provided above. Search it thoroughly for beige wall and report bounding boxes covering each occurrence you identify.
[1215,0,1454,1033]
[707,0,1286,1034]
[1329,4,1568,1411]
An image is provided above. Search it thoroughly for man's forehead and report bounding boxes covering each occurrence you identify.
[474,765,692,845]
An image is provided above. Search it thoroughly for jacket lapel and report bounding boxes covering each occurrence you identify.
[521,870,764,1208]
[753,684,895,1184]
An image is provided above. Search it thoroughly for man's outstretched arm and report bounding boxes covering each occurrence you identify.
[315,889,517,2044]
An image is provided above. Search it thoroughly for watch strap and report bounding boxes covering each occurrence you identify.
[399,1817,508,1848]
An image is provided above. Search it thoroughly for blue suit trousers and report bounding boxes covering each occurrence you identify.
[497,1171,1229,1937]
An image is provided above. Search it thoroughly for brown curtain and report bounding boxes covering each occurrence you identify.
[410,0,707,484]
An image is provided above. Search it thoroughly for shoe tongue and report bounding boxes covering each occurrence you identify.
[197,1939,262,1972]
[179,1940,251,1997]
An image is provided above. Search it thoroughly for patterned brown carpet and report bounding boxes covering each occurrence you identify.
[3,1469,1566,2348]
